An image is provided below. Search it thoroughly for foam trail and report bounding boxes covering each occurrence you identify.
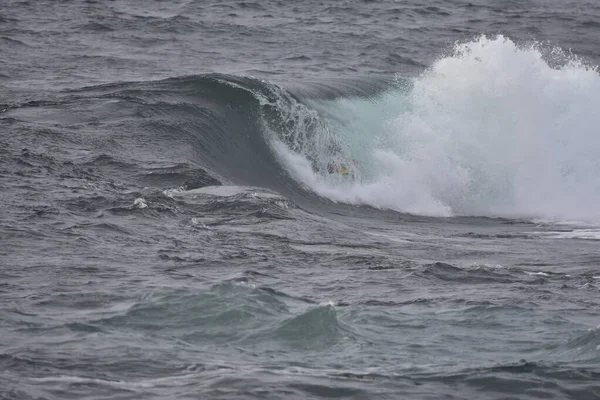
[270,35,600,222]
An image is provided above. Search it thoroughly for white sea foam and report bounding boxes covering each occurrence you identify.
[173,185,284,200]
[271,36,600,222]
[133,197,147,209]
[537,228,600,240]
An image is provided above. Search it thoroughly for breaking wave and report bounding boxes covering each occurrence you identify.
[76,35,600,222]
[274,35,600,222]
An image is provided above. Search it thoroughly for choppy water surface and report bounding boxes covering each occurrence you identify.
[1,1,600,399]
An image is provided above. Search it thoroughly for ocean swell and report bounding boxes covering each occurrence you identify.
[72,37,600,223]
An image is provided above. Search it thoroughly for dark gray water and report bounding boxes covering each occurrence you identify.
[2,1,600,399]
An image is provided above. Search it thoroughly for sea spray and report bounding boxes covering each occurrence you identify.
[270,36,600,222]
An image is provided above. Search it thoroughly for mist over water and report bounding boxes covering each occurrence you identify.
[275,36,600,222]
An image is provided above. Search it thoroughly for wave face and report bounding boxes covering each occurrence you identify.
[271,36,600,221]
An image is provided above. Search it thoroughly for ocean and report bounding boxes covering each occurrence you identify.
[1,1,600,399]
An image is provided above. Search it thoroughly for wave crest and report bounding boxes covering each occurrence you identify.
[274,36,600,221]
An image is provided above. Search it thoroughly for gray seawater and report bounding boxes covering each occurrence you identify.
[2,1,600,399]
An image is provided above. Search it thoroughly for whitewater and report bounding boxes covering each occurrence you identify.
[273,36,600,222]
